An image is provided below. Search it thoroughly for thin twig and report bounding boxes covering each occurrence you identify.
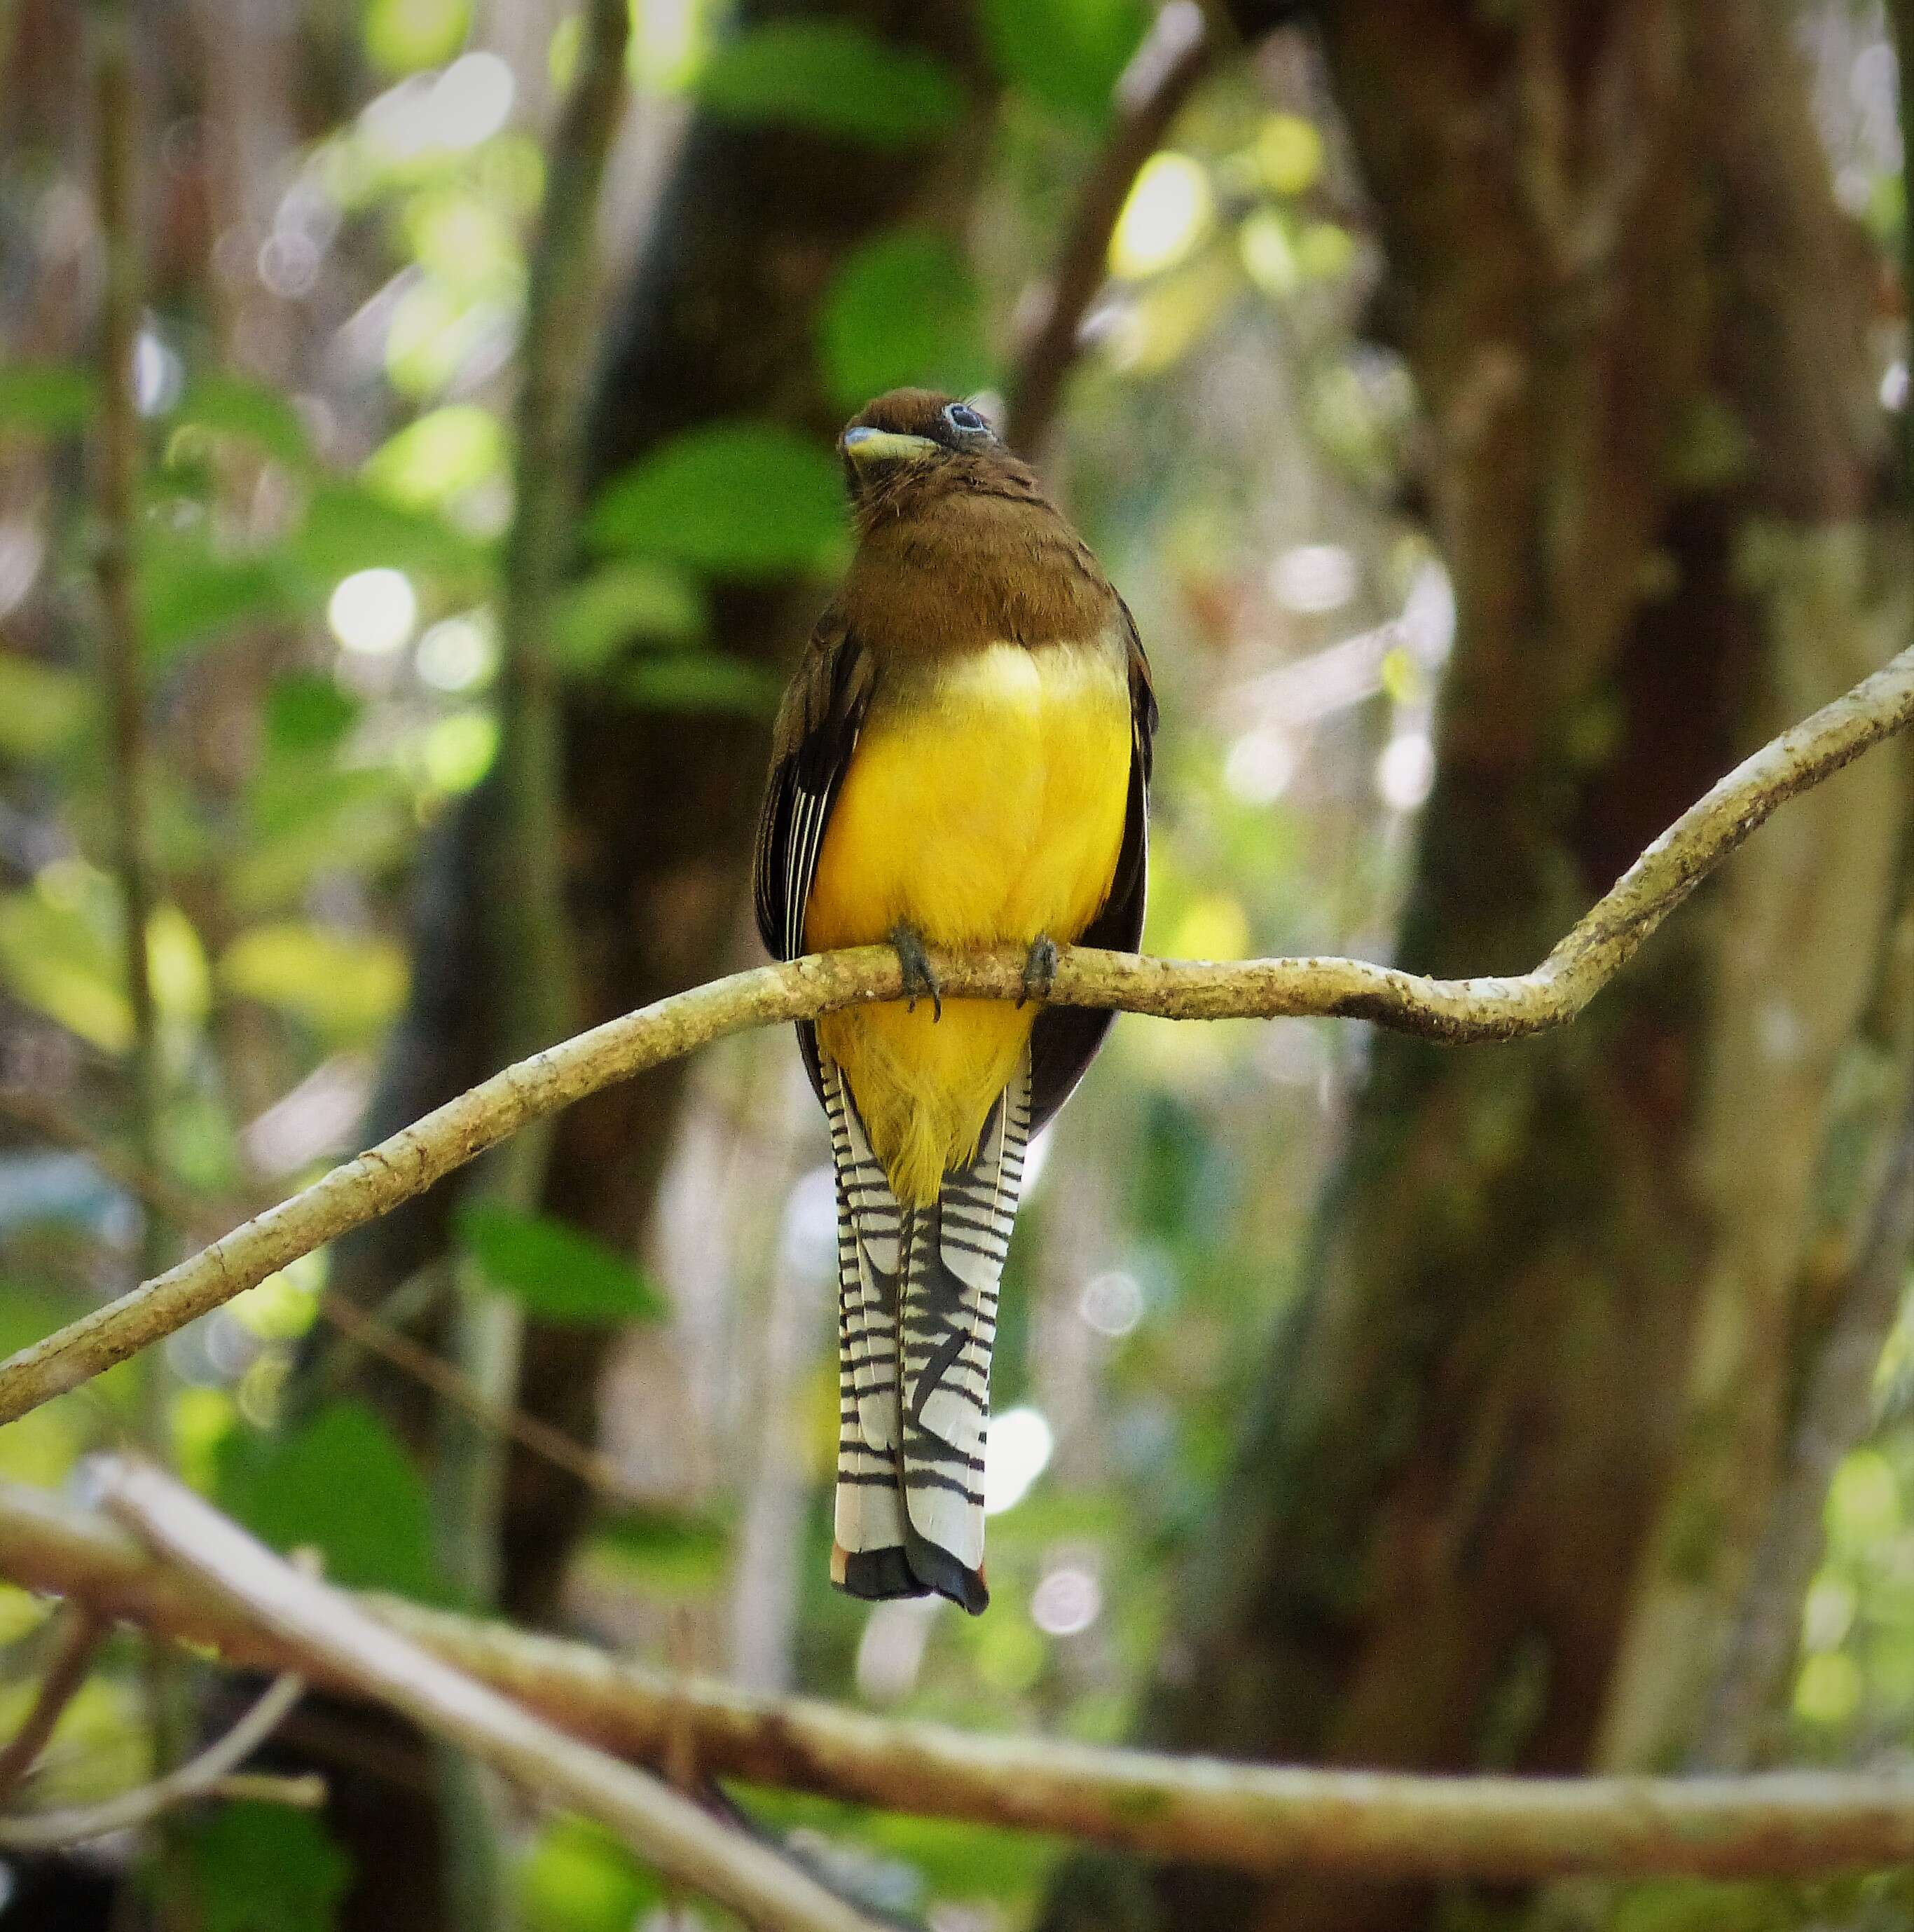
[1003,1,1212,453]
[0,1088,649,1512]
[91,0,194,1861]
[0,1671,305,1852]
[91,1,160,1226]
[0,1608,107,1804]
[8,1475,1914,1882]
[3,635,1913,1426]
[0,1090,207,1231]
[438,0,628,1636]
[1693,1100,1914,1770]
[198,1771,327,1809]
[1681,0,1914,1779]
[1893,0,1914,498]
[424,15,626,1905]
[94,1460,883,1932]
[321,1295,651,1509]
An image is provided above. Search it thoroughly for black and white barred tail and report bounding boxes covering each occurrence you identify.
[822,1053,1031,1615]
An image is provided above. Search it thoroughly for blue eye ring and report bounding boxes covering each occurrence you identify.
[944,402,989,435]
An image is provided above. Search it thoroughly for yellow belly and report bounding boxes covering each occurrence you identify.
[806,642,1131,1205]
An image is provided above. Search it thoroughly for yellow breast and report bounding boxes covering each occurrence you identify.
[806,640,1132,1204]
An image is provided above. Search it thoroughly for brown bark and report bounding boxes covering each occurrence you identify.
[1045,6,1908,1929]
[327,0,991,1624]
[302,9,989,1924]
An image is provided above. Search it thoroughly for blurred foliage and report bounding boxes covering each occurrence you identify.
[516,1816,663,1932]
[981,0,1149,126]
[186,1802,355,1932]
[819,226,993,414]
[458,1202,666,1325]
[0,0,1483,1914]
[588,420,847,577]
[217,1399,450,1601]
[693,21,969,147]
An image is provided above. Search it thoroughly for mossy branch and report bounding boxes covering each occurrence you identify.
[88,1463,883,1932]
[8,1474,1914,1884]
[1,638,1913,1427]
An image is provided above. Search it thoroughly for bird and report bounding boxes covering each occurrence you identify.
[753,388,1155,1615]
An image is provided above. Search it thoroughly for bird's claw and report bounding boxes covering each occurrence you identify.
[1019,935,1059,1008]
[890,923,943,1022]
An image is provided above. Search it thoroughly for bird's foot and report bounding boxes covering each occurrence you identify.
[890,922,943,1021]
[1018,934,1059,1009]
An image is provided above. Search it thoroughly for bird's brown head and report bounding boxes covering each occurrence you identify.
[837,389,1033,528]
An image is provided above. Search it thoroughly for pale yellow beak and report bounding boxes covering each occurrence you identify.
[841,426,938,466]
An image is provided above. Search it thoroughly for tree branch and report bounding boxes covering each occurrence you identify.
[90,0,196,1858]
[8,1475,1914,1882]
[1,636,1911,1427]
[0,1088,653,1516]
[90,0,160,1244]
[440,0,628,1616]
[1003,1,1213,454]
[1693,1032,1914,1769]
[91,1462,883,1932]
[0,1672,307,1853]
[0,1608,106,1804]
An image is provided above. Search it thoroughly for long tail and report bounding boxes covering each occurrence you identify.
[824,1053,1031,1615]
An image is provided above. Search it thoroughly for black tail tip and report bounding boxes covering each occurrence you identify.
[834,1543,990,1616]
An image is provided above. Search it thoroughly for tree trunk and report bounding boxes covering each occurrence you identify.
[329,0,989,1622]
[309,8,990,1924]
[1045,6,1910,1929]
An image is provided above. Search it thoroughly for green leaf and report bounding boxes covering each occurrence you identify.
[860,1811,1056,1902]
[553,563,708,671]
[0,889,130,1051]
[589,423,844,580]
[694,23,965,148]
[617,651,780,718]
[219,922,409,1039]
[172,375,313,472]
[138,545,296,665]
[981,0,1150,125]
[233,766,411,910]
[293,479,493,588]
[818,226,991,414]
[218,1400,446,1601]
[458,1201,666,1326]
[364,0,471,74]
[517,1816,663,1932]
[363,405,507,512]
[189,1802,353,1932]
[0,362,97,436]
[264,673,361,759]
[0,655,90,762]
[584,1507,730,1592]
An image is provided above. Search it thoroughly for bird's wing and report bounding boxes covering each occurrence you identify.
[754,608,874,965]
[758,615,942,1601]
[752,610,875,1094]
[1028,607,1157,1134]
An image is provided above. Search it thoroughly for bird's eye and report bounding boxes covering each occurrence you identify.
[944,402,989,435]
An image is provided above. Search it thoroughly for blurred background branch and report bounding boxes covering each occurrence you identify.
[426,2,626,1916]
[10,1470,1914,1886]
[99,1460,889,1932]
[1003,0,1212,454]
